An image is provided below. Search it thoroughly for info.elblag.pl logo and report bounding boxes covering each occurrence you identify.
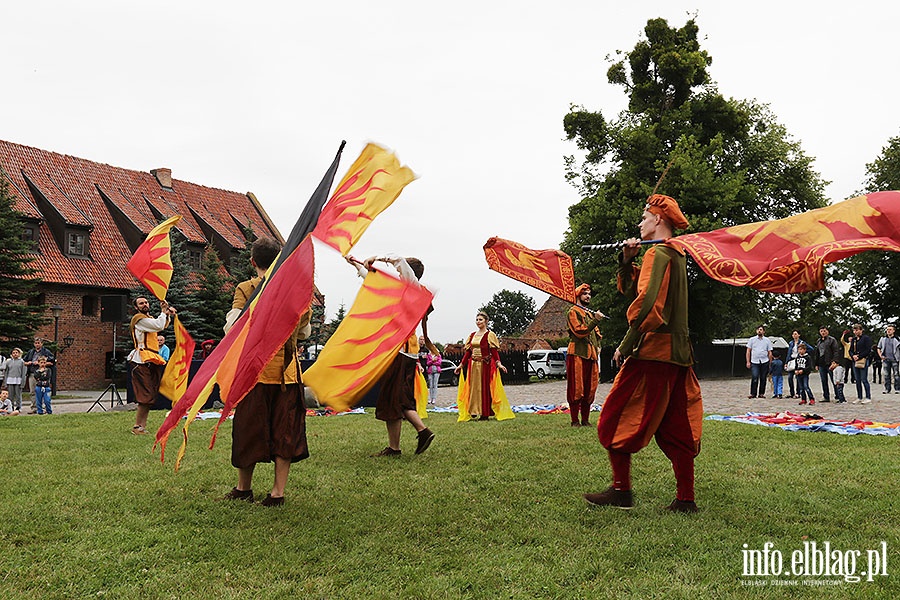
[741,541,888,585]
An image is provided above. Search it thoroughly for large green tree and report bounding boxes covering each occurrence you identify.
[562,17,829,344]
[0,178,47,347]
[843,132,900,326]
[479,290,536,337]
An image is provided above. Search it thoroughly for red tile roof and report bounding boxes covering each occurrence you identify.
[0,139,281,289]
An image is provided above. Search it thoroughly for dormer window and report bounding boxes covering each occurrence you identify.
[21,224,39,251]
[188,248,203,271]
[67,230,89,257]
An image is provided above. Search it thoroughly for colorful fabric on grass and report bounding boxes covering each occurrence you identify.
[706,412,900,436]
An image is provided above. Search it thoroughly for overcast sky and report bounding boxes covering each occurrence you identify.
[4,1,899,343]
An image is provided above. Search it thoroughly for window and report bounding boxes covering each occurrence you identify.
[68,232,86,256]
[188,249,202,270]
[82,295,98,317]
[21,225,38,251]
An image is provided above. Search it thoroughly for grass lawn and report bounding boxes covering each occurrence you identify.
[1,409,898,599]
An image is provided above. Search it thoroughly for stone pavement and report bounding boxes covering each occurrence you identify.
[24,377,900,423]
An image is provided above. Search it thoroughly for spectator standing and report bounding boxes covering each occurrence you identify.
[770,353,784,398]
[815,327,841,403]
[877,325,899,394]
[32,356,52,415]
[849,324,873,404]
[4,348,26,412]
[23,337,54,414]
[794,344,814,405]
[0,352,7,388]
[831,360,847,404]
[745,325,773,399]
[422,339,442,406]
[157,334,171,363]
[785,330,806,398]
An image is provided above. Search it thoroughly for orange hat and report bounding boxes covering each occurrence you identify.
[645,194,690,231]
[575,283,591,297]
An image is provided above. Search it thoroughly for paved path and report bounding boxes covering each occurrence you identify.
[32,376,900,423]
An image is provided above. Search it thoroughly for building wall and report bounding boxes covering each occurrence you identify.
[33,285,125,390]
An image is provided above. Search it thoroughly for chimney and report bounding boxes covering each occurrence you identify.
[151,168,173,189]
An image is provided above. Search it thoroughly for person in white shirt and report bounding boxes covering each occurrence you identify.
[745,325,774,399]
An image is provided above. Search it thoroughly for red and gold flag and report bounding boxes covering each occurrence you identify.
[483,237,576,303]
[303,268,434,412]
[159,315,195,403]
[312,143,416,256]
[667,191,900,293]
[126,215,182,300]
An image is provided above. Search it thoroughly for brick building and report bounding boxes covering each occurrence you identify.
[0,139,322,389]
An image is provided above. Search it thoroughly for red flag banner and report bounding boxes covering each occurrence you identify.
[126,215,182,300]
[483,237,576,303]
[667,191,900,293]
[312,143,415,256]
[303,268,434,412]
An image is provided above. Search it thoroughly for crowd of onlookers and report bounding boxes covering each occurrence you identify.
[746,323,900,406]
[0,337,57,416]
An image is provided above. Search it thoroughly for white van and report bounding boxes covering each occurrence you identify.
[527,350,567,379]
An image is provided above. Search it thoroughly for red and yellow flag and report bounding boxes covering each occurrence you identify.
[667,191,900,293]
[312,143,416,256]
[155,143,346,469]
[483,237,576,303]
[159,315,195,404]
[126,215,182,300]
[303,268,434,412]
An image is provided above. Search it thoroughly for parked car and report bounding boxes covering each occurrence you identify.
[527,350,566,379]
[437,359,459,386]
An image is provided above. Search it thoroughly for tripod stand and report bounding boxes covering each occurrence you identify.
[88,382,124,412]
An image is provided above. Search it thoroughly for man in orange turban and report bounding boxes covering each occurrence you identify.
[566,283,603,426]
[584,194,703,513]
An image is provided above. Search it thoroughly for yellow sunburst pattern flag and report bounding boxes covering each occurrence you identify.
[159,315,195,404]
[303,268,434,412]
[312,143,416,256]
[668,191,900,293]
[126,215,182,300]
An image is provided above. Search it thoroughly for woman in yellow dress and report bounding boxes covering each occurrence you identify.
[454,312,514,421]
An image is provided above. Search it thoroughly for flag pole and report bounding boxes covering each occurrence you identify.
[581,238,665,252]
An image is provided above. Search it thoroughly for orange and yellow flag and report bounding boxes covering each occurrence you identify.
[483,237,576,303]
[126,215,182,300]
[667,191,900,293]
[303,268,434,412]
[159,315,195,404]
[312,143,416,256]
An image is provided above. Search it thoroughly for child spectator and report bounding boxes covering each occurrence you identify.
[4,348,26,412]
[33,356,53,415]
[770,353,784,398]
[831,360,846,404]
[795,343,814,405]
[0,389,19,416]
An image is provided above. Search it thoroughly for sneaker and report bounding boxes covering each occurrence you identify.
[852,399,861,404]
[371,447,402,457]
[809,399,816,405]
[222,487,254,502]
[415,428,435,455]
[820,399,830,403]
[131,425,147,435]
[259,493,284,507]
[583,486,634,509]
[861,399,871,404]
[798,400,807,405]
[664,499,699,513]
[883,391,890,394]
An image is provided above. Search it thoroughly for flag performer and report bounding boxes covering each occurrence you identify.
[566,283,603,427]
[584,194,703,513]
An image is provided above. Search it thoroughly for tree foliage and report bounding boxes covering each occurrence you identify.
[562,17,829,343]
[0,178,47,347]
[842,132,900,327]
[479,290,536,337]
